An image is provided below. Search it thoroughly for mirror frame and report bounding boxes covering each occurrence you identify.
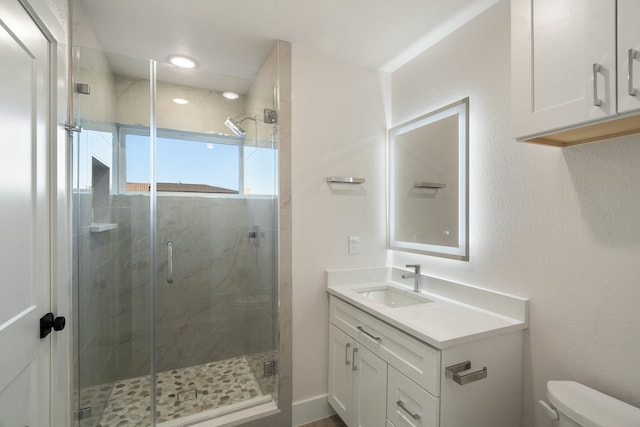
[387,97,469,260]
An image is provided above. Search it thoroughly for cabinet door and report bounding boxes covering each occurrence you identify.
[512,0,616,138]
[328,325,355,425]
[353,345,387,427]
[618,0,640,114]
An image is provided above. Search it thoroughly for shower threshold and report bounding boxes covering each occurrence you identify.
[90,355,272,426]
[158,395,276,427]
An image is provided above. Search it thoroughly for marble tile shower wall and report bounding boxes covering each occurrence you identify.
[110,194,278,380]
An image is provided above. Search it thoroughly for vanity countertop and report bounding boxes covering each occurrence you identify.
[327,267,529,349]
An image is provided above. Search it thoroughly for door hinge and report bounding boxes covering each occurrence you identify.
[75,82,91,95]
[76,407,92,420]
[263,359,277,377]
[263,108,277,124]
[64,122,83,133]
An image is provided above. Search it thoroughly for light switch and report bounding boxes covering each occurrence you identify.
[348,236,360,255]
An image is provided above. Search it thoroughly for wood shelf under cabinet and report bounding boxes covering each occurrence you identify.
[522,114,640,147]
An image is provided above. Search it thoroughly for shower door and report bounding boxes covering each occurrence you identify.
[72,47,279,426]
[145,61,280,422]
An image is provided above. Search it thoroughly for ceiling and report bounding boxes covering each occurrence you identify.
[79,0,497,92]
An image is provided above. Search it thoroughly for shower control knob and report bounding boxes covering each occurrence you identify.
[39,312,66,338]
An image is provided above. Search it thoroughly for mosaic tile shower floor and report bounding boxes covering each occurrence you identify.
[82,356,265,426]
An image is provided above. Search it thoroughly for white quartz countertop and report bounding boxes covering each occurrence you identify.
[327,268,529,349]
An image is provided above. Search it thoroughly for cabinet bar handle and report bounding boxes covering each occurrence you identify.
[345,343,351,366]
[629,49,639,97]
[445,361,487,385]
[396,400,421,420]
[592,63,603,107]
[167,241,174,284]
[352,348,358,371]
[357,326,382,342]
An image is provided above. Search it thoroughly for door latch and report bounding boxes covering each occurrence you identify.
[40,313,66,338]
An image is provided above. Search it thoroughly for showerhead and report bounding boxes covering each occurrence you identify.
[224,117,245,136]
[225,116,259,137]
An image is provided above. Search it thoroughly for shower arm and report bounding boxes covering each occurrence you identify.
[237,116,257,125]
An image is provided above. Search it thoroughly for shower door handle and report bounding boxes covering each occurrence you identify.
[167,241,174,284]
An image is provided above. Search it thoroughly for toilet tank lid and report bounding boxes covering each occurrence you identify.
[547,381,640,427]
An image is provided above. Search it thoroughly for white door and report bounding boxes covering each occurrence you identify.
[617,0,640,114]
[0,0,52,425]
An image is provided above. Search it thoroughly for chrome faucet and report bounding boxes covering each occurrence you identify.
[402,264,421,292]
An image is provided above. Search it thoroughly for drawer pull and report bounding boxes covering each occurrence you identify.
[446,361,487,385]
[396,400,421,420]
[357,326,382,342]
[345,343,351,366]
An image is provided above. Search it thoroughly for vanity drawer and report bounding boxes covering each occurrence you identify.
[387,366,439,427]
[330,296,441,396]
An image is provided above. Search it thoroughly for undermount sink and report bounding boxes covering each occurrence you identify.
[358,286,433,308]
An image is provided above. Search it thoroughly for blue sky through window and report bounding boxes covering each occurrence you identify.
[125,133,276,195]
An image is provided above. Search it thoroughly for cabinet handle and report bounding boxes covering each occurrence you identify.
[445,361,487,385]
[352,347,358,371]
[396,400,421,420]
[357,326,382,342]
[629,49,639,97]
[345,343,351,366]
[592,63,603,107]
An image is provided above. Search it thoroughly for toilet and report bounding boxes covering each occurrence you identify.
[539,381,640,426]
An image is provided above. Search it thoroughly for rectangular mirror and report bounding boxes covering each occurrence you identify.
[388,97,469,260]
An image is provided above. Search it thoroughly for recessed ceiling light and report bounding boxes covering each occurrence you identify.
[172,98,189,105]
[169,55,196,69]
[222,91,240,100]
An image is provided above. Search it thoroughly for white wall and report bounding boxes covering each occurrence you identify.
[390,2,640,427]
[291,45,389,413]
[291,2,640,427]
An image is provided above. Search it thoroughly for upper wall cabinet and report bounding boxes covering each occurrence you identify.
[512,0,640,146]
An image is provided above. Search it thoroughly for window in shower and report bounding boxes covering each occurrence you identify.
[119,126,277,196]
[121,127,241,194]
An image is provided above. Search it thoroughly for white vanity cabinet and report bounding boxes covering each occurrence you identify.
[328,295,523,427]
[511,0,640,145]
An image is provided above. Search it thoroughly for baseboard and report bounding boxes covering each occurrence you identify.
[292,395,334,426]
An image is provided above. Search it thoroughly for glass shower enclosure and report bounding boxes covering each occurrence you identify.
[71,47,279,426]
